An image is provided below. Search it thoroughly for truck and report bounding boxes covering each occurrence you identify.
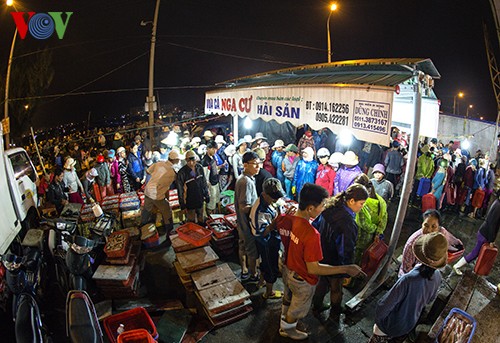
[0,123,39,254]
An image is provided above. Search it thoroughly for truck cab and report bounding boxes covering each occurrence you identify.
[0,124,39,254]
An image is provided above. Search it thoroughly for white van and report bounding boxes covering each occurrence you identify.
[0,123,39,254]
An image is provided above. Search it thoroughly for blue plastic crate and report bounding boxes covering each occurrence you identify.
[436,308,476,343]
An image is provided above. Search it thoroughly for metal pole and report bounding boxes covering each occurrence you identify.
[327,12,332,63]
[347,71,422,309]
[453,96,456,115]
[147,0,160,144]
[4,29,17,148]
[30,127,47,177]
[233,115,239,144]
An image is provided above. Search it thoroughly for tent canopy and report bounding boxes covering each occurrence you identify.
[205,58,440,146]
[217,58,441,88]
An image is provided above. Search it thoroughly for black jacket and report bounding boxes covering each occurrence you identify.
[47,180,68,213]
[312,205,358,269]
[177,163,209,210]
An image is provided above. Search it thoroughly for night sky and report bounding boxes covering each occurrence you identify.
[0,0,497,130]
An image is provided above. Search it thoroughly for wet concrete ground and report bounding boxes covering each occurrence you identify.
[0,200,498,342]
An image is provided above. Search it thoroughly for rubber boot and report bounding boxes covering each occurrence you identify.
[281,304,289,320]
[279,319,309,340]
[453,257,467,275]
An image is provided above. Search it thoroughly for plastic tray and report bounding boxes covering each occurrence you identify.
[103,307,158,343]
[436,308,476,343]
[118,329,155,343]
[177,223,212,247]
[207,218,234,239]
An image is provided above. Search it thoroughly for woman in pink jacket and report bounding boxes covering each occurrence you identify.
[315,148,336,195]
[108,149,122,193]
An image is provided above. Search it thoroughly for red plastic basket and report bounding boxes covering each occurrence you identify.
[177,222,212,247]
[223,213,237,229]
[117,329,156,343]
[103,307,158,343]
[207,218,234,239]
[225,203,236,214]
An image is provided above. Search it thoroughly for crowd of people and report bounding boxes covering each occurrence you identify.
[28,123,500,342]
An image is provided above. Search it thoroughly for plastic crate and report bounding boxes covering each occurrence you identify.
[223,213,237,229]
[436,308,476,343]
[103,307,158,343]
[143,231,160,248]
[177,223,212,247]
[207,218,234,239]
[118,329,155,343]
[104,230,131,258]
[225,203,236,214]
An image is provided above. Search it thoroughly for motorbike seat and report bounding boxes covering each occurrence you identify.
[15,293,43,343]
[67,291,103,343]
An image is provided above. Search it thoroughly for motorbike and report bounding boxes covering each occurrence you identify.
[66,290,103,343]
[1,229,51,342]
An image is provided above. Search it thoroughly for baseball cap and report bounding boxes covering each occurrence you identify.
[168,150,180,160]
[185,150,197,160]
[263,178,285,200]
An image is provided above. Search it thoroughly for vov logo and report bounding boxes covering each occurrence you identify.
[11,12,73,40]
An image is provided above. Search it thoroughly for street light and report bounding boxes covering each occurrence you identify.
[3,0,16,148]
[326,3,337,63]
[453,91,464,115]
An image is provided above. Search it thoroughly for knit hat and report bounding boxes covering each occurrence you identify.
[96,155,105,163]
[412,232,448,269]
[372,163,385,176]
[107,149,116,159]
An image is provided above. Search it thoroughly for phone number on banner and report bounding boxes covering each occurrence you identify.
[352,118,387,133]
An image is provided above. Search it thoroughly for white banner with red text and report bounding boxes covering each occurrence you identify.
[205,84,394,147]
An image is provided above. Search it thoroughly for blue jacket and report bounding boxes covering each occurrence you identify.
[292,159,318,195]
[376,266,441,337]
[127,153,144,180]
[474,167,486,189]
[271,150,286,182]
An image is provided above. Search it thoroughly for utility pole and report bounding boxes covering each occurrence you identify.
[145,0,160,143]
